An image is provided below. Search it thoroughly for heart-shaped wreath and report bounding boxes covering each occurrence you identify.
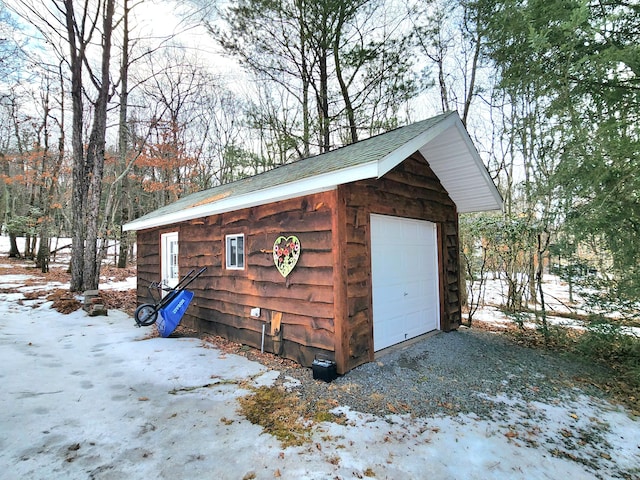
[273,235,301,278]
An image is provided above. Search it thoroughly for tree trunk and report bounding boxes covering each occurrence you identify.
[116,0,131,269]
[37,237,50,273]
[82,0,116,291]
[536,232,550,342]
[117,228,130,268]
[64,0,116,291]
[8,232,20,258]
[332,10,357,144]
[437,56,449,112]
[35,75,58,274]
[65,0,87,292]
[298,2,311,158]
[24,233,35,259]
[318,47,330,152]
[1,153,20,258]
[461,5,482,126]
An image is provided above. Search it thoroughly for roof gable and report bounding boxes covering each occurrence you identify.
[123,111,502,231]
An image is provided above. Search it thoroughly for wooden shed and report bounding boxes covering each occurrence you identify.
[123,111,502,374]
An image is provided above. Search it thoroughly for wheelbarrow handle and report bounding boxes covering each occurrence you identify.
[147,267,207,303]
[172,269,196,290]
[177,266,207,291]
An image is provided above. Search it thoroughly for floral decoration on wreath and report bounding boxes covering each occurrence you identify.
[273,235,301,278]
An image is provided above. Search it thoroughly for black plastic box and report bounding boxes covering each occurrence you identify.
[312,358,337,382]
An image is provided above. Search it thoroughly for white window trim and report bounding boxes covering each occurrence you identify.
[161,232,179,294]
[225,233,245,270]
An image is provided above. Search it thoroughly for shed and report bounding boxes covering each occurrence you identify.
[123,111,502,374]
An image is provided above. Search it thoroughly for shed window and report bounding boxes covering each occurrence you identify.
[226,234,245,270]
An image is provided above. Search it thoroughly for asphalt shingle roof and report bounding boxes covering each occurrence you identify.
[127,113,453,227]
[124,111,502,231]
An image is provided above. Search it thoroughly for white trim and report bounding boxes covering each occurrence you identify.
[450,121,504,212]
[225,233,245,270]
[123,162,378,232]
[161,232,179,291]
[377,113,457,178]
[416,121,503,214]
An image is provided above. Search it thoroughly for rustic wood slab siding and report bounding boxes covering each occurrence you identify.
[136,153,462,374]
[136,228,168,304]
[340,152,462,372]
[332,187,349,374]
[136,191,337,368]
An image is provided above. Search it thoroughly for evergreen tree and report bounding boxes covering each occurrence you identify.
[480,0,640,309]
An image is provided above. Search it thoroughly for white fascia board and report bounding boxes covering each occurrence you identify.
[451,120,504,211]
[123,161,379,231]
[377,113,502,213]
[377,113,457,178]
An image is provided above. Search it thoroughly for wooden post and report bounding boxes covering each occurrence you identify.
[331,187,349,374]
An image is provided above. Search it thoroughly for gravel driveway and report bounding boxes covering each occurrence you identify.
[279,327,612,419]
[253,327,639,479]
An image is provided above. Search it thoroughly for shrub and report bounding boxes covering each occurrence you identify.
[576,321,640,389]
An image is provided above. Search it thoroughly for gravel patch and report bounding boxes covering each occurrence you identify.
[275,327,614,420]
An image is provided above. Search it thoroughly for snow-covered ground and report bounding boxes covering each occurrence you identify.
[470,274,640,337]
[1,236,639,478]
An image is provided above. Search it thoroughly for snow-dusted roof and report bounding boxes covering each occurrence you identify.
[123,111,502,232]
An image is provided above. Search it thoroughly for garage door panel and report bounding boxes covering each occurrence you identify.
[371,214,440,351]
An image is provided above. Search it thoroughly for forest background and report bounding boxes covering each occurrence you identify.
[0,0,638,331]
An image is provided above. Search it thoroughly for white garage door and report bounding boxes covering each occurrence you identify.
[370,214,440,351]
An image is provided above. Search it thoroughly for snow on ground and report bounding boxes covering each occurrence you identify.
[472,275,640,337]
[0,274,36,288]
[479,272,594,315]
[1,237,639,478]
[1,288,638,479]
[0,236,137,292]
[99,276,137,291]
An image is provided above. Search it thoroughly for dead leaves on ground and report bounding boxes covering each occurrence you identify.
[47,290,82,313]
[98,289,137,316]
[44,289,136,315]
[0,256,137,316]
[202,334,302,371]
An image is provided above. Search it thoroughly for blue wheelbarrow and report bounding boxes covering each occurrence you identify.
[134,267,207,337]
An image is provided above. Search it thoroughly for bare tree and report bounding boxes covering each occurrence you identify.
[215,0,415,157]
[410,0,486,126]
[60,0,116,291]
[0,5,28,258]
[115,0,133,268]
[35,68,65,273]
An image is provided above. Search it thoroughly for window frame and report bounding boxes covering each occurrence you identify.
[160,231,179,296]
[225,233,245,270]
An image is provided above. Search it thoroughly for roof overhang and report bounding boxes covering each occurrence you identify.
[123,162,378,231]
[123,113,502,232]
[379,113,503,213]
